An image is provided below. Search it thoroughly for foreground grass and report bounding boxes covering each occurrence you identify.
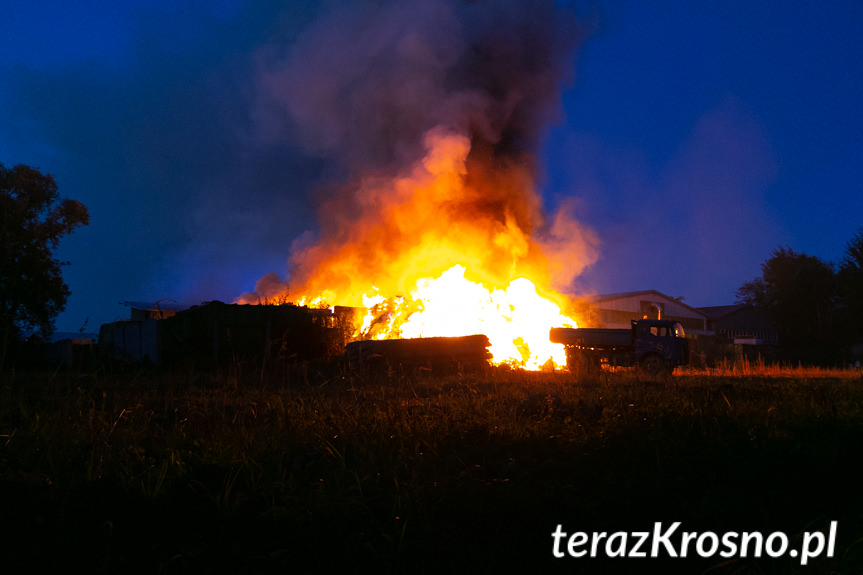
[1,364,862,574]
[682,356,863,379]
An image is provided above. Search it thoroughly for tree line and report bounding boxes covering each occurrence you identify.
[736,231,863,365]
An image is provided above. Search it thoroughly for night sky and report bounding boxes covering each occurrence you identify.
[2,1,861,334]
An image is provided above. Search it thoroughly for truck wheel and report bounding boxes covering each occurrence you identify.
[639,355,667,380]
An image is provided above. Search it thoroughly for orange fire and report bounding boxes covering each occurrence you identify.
[359,265,576,370]
[240,127,595,369]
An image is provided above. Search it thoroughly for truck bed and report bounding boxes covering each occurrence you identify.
[549,327,632,348]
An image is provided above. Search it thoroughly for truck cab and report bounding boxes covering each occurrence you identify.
[633,319,689,374]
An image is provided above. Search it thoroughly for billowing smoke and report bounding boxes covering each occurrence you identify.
[242,0,598,306]
[256,0,576,174]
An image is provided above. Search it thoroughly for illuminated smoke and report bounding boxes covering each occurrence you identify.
[241,0,599,367]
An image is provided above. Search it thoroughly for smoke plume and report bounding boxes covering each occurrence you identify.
[242,0,597,305]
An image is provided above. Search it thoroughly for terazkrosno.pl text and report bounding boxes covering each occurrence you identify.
[552,521,837,565]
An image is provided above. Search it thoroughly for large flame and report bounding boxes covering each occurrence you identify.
[240,128,592,369]
[360,265,575,369]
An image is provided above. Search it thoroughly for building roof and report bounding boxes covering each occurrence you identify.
[122,300,191,313]
[580,289,670,302]
[581,290,706,317]
[696,304,749,320]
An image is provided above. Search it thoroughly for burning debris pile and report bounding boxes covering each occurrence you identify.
[345,334,492,375]
[240,0,598,370]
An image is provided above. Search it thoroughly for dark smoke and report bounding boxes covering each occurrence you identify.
[250,0,591,299]
[3,0,592,328]
[256,1,579,170]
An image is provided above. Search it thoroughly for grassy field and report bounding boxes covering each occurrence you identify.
[1,362,862,574]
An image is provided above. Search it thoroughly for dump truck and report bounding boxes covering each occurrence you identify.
[345,334,492,375]
[549,319,689,377]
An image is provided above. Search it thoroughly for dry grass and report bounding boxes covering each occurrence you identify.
[1,362,862,573]
[681,355,863,379]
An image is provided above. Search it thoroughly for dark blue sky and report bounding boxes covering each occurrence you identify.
[2,1,861,332]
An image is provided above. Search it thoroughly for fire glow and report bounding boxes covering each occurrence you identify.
[241,129,590,369]
[361,265,575,370]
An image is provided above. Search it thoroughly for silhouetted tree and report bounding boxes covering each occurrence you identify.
[736,246,837,363]
[0,163,89,358]
[837,228,863,351]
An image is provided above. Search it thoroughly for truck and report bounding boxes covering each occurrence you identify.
[549,319,689,377]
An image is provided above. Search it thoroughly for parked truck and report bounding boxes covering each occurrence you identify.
[549,319,689,377]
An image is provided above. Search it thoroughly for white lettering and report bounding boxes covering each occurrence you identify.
[549,522,838,565]
[827,521,837,557]
[590,532,607,558]
[801,530,825,565]
[720,531,739,557]
[739,531,763,557]
[567,531,589,558]
[629,531,649,558]
[764,532,788,557]
[679,531,698,557]
[652,522,680,557]
[605,532,627,558]
[696,532,719,557]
